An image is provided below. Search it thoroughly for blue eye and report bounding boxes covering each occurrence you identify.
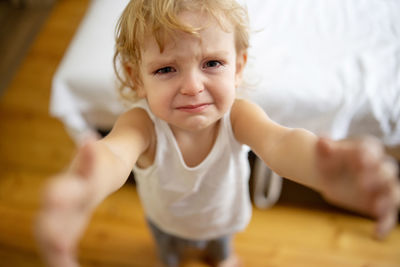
[155,66,175,75]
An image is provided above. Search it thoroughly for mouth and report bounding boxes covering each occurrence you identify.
[176,103,210,113]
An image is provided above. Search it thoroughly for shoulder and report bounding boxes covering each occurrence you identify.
[231,98,259,113]
[230,99,263,145]
[230,98,269,131]
[103,107,155,155]
[115,107,154,139]
[117,106,154,128]
[230,98,288,148]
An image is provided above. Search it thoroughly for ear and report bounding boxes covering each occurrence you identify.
[124,63,147,98]
[235,50,247,88]
[136,85,147,98]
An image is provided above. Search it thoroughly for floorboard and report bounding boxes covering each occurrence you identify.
[0,0,399,266]
[0,1,54,96]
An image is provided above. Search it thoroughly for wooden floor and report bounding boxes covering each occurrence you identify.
[0,1,54,95]
[0,0,399,266]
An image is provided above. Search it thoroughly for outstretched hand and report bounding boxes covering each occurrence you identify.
[35,136,98,267]
[316,136,400,239]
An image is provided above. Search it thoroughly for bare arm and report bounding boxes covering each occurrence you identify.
[73,107,153,209]
[36,108,154,267]
[231,98,320,189]
[231,99,400,239]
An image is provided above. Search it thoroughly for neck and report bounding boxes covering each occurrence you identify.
[169,120,221,167]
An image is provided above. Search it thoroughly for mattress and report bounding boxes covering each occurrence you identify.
[50,0,400,145]
[50,0,400,208]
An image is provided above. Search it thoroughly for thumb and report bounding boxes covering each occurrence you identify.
[316,137,334,158]
[73,134,98,178]
[316,137,339,175]
[375,208,398,240]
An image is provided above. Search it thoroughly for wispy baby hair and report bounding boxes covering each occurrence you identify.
[113,0,249,102]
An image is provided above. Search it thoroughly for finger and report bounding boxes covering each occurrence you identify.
[347,140,392,193]
[373,185,399,238]
[316,137,333,158]
[375,208,398,240]
[360,156,398,193]
[348,142,382,176]
[395,185,400,207]
[36,209,87,267]
[36,217,71,267]
[46,249,79,267]
[316,137,343,176]
[43,246,76,267]
[42,177,89,210]
[36,208,82,267]
[317,137,367,168]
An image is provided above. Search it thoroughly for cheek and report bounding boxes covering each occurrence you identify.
[219,73,237,94]
[146,89,173,115]
[213,78,236,108]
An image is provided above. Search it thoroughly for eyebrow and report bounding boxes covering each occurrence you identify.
[144,58,177,71]
[144,49,232,71]
[202,50,231,58]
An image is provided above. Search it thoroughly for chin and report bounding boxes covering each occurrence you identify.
[178,117,219,132]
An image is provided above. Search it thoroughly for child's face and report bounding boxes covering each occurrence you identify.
[138,11,246,132]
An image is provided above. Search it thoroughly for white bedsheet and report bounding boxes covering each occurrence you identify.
[245,0,400,145]
[50,0,400,145]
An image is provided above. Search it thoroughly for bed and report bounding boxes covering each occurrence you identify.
[50,0,400,209]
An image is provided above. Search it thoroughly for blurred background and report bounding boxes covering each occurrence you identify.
[0,0,55,94]
[0,0,399,266]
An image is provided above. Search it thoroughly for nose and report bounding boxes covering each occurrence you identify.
[179,70,204,95]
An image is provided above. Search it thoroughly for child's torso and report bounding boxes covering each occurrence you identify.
[131,99,252,240]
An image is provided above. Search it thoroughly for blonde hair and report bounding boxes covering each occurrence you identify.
[114,0,250,102]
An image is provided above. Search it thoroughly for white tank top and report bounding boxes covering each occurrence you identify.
[132,100,252,240]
